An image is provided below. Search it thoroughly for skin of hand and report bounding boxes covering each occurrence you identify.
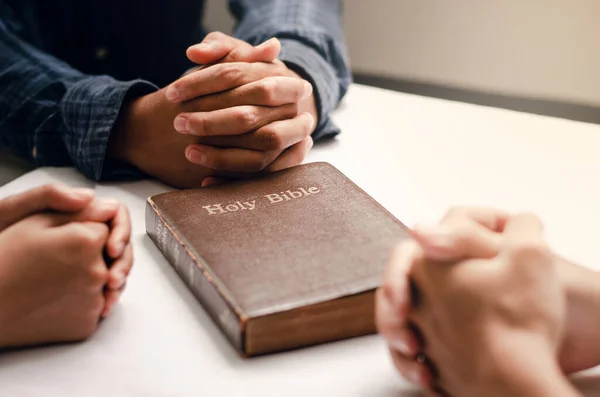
[0,211,111,347]
[376,207,600,392]
[379,211,575,397]
[175,32,318,186]
[0,184,133,317]
[108,33,316,189]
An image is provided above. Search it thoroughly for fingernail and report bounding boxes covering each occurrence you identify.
[194,42,218,51]
[71,188,95,200]
[165,86,179,102]
[383,283,395,303]
[174,116,189,133]
[189,43,206,51]
[384,276,407,308]
[392,339,413,357]
[187,148,205,165]
[112,242,125,258]
[112,271,126,289]
[406,368,422,384]
[102,303,112,318]
[302,81,313,99]
[256,37,279,49]
[305,113,315,132]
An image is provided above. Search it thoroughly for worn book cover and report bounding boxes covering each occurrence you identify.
[146,162,410,356]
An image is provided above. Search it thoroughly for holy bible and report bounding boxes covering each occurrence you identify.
[146,162,410,356]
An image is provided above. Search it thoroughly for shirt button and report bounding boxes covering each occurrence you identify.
[95,46,109,60]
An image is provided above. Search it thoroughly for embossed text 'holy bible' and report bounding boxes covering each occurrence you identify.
[146,162,410,356]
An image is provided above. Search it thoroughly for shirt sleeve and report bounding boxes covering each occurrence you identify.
[228,0,352,140]
[0,17,158,181]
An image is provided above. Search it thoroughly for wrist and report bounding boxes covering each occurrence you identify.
[483,332,578,397]
[558,257,600,372]
[107,96,141,165]
[107,89,165,172]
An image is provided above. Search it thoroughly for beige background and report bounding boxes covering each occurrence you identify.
[204,0,600,107]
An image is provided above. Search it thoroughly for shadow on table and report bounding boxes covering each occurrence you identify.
[573,372,600,396]
[367,388,423,397]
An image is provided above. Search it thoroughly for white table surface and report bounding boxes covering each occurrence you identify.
[1,84,599,396]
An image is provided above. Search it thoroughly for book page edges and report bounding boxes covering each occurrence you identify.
[145,198,247,354]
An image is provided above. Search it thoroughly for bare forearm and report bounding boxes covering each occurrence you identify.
[486,336,581,397]
[558,257,600,373]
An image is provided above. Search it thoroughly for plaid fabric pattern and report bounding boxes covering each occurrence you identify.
[0,0,351,181]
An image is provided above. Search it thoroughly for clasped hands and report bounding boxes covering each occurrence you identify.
[112,32,317,189]
[377,207,600,397]
[0,184,132,347]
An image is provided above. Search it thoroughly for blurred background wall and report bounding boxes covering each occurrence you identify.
[204,0,600,120]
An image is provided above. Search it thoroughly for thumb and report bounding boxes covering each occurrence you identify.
[186,40,232,65]
[0,184,95,231]
[411,220,502,261]
[187,37,281,65]
[223,37,281,63]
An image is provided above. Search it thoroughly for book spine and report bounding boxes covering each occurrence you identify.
[145,201,244,354]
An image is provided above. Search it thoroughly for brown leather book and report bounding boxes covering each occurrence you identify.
[146,162,410,357]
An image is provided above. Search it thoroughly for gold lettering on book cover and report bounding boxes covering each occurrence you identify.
[202,186,321,215]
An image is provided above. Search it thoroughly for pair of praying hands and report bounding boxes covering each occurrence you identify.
[378,207,600,397]
[109,32,317,189]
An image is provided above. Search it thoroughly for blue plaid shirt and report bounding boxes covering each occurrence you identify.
[0,0,351,181]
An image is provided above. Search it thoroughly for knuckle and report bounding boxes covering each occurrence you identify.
[300,116,313,138]
[506,240,550,265]
[247,155,269,172]
[217,64,242,84]
[87,224,110,248]
[235,108,259,128]
[40,183,61,199]
[73,223,109,251]
[88,264,109,286]
[257,79,277,104]
[452,220,477,243]
[68,224,93,247]
[259,127,284,151]
[274,62,289,76]
[227,47,243,61]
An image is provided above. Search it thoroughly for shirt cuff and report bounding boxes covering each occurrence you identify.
[278,38,341,141]
[60,76,158,181]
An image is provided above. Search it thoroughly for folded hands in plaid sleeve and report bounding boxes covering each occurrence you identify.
[0,0,351,188]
